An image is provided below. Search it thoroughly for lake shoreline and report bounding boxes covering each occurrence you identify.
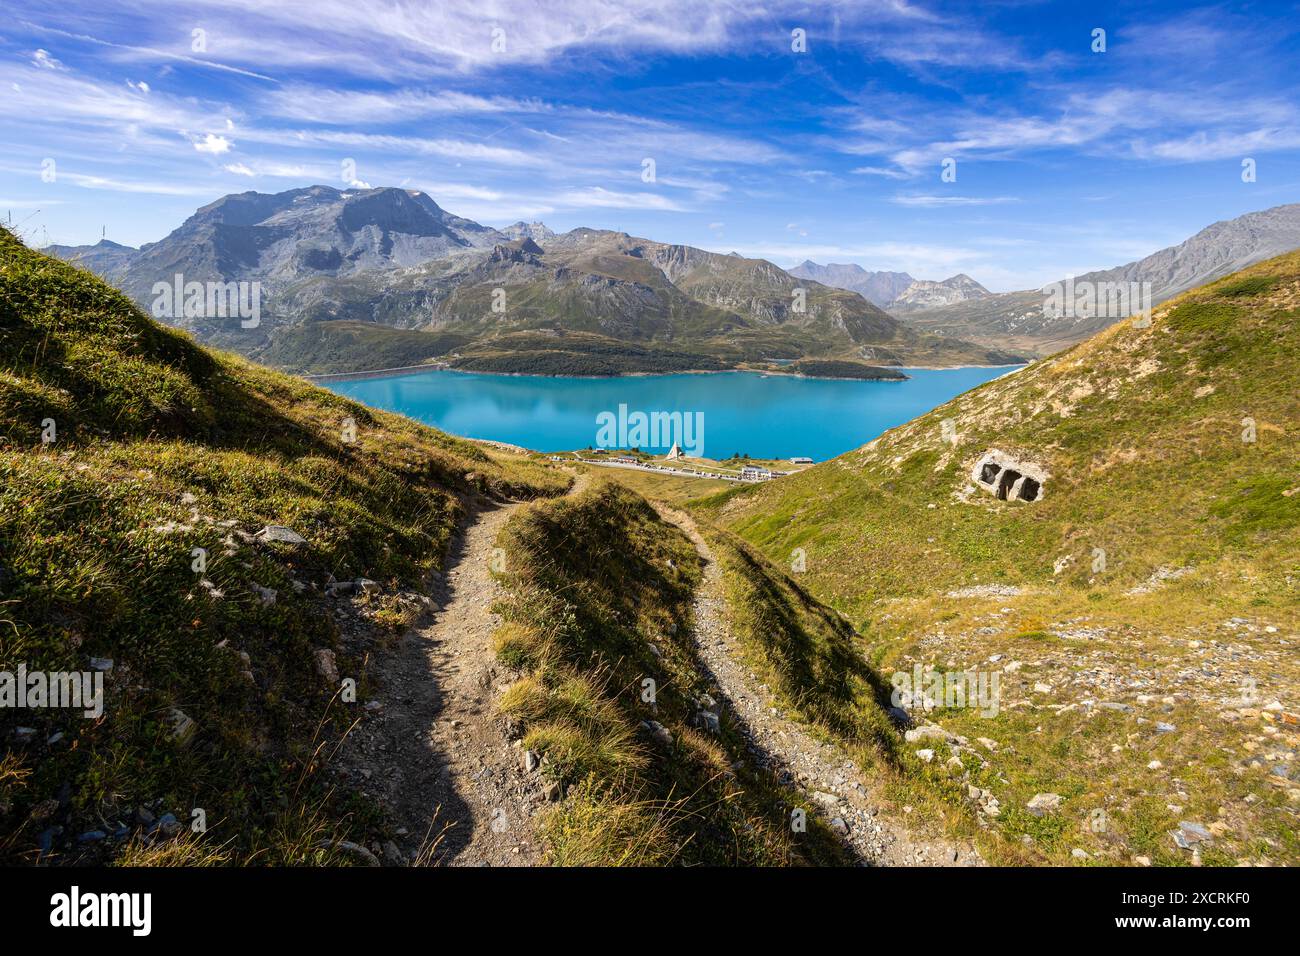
[304,361,1022,384]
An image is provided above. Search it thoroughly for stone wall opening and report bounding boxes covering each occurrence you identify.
[996,469,1022,500]
[970,450,1047,504]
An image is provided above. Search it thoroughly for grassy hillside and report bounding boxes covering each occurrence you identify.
[257,320,471,375]
[696,252,1300,864]
[256,321,730,378]
[446,329,728,376]
[897,289,1064,358]
[784,359,908,380]
[0,228,566,864]
[491,482,851,865]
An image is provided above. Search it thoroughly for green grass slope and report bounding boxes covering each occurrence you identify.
[447,329,728,376]
[696,252,1300,864]
[702,527,900,758]
[0,228,566,864]
[491,482,851,865]
[257,320,471,375]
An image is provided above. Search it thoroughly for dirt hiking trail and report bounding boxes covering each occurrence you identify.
[337,495,545,866]
[655,503,982,867]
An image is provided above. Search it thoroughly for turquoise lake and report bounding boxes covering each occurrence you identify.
[326,366,1019,462]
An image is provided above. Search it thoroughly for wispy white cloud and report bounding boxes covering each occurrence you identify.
[56,170,217,196]
[258,86,548,123]
[554,186,689,212]
[30,48,64,70]
[419,182,506,202]
[0,60,235,135]
[850,165,910,180]
[832,83,1300,178]
[16,0,1040,82]
[891,195,1021,207]
[18,20,279,81]
[1132,127,1300,162]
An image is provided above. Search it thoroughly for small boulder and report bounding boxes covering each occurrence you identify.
[904,724,950,744]
[1026,793,1062,817]
[382,841,405,866]
[1172,821,1212,849]
[696,710,720,735]
[314,648,339,684]
[330,840,380,866]
[254,525,307,546]
[640,720,673,748]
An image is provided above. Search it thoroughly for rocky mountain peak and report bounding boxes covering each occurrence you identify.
[500,221,556,242]
[489,237,545,263]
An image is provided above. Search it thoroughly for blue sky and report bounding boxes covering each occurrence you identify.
[3,0,1298,290]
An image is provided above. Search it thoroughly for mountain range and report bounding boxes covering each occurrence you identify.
[49,185,500,299]
[786,262,917,307]
[787,261,993,312]
[47,189,1300,372]
[894,203,1300,355]
[47,186,1021,374]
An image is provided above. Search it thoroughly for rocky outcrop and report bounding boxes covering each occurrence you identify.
[890,274,992,311]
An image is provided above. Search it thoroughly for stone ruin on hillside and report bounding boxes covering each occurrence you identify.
[971,450,1047,503]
